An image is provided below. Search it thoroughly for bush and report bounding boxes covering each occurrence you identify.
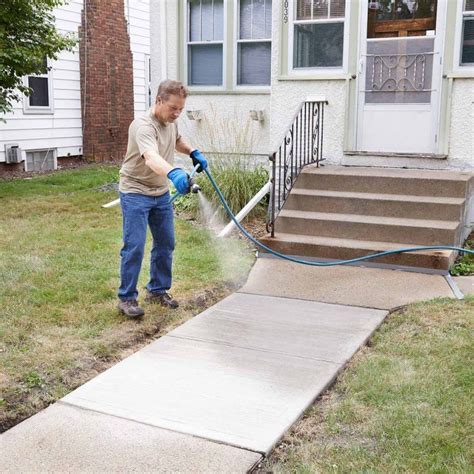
[450,237,474,276]
[173,156,269,221]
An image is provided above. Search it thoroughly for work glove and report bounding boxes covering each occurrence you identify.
[190,149,208,173]
[167,168,191,195]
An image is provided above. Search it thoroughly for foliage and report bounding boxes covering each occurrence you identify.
[450,238,474,276]
[0,0,77,117]
[173,158,269,220]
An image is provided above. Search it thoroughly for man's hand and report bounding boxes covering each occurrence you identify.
[190,149,208,173]
[167,168,190,194]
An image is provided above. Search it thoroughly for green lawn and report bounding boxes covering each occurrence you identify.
[261,297,474,473]
[0,165,255,431]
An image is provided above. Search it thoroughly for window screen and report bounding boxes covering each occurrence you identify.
[294,0,346,69]
[28,77,49,107]
[237,0,272,85]
[188,0,224,86]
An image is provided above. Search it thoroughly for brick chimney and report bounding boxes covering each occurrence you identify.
[79,0,134,162]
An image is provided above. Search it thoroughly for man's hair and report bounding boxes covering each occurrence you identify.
[156,80,188,102]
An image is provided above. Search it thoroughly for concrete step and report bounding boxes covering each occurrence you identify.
[260,233,457,271]
[295,166,473,198]
[275,210,462,246]
[284,189,466,221]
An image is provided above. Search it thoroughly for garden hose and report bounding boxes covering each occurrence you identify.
[203,168,474,267]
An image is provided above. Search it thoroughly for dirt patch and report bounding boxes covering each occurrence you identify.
[0,282,236,433]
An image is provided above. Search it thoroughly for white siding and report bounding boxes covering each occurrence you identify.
[125,0,151,118]
[0,0,151,164]
[0,0,84,164]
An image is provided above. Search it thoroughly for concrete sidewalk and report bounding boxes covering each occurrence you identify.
[0,261,458,473]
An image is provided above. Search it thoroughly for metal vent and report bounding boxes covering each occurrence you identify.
[4,143,23,164]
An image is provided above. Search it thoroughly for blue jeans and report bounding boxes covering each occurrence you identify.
[118,192,175,301]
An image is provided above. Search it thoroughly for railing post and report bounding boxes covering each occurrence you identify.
[270,152,276,238]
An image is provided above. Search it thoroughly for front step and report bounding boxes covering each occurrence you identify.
[286,189,465,221]
[265,166,473,271]
[260,233,456,271]
[276,210,462,246]
[295,166,472,197]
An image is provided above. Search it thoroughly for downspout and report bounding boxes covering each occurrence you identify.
[160,0,168,80]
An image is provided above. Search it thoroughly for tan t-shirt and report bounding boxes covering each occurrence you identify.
[119,108,180,196]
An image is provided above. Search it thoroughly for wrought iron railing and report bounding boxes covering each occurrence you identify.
[266,100,327,237]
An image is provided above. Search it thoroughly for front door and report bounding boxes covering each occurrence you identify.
[356,0,446,154]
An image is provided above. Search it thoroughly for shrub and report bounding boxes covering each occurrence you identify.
[450,237,474,276]
[173,157,269,221]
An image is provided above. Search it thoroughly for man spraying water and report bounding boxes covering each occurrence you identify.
[117,80,208,318]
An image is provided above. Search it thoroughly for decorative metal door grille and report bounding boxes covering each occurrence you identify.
[366,52,434,93]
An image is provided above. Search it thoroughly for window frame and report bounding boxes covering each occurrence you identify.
[288,0,351,77]
[233,0,272,90]
[184,0,227,91]
[23,59,54,115]
[453,0,474,74]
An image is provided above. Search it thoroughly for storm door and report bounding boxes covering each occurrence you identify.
[356,0,445,154]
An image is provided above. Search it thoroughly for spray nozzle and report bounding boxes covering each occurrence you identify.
[189,177,201,194]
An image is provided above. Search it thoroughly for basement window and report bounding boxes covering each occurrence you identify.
[25,149,57,172]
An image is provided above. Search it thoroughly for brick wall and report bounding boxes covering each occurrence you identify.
[79,0,134,162]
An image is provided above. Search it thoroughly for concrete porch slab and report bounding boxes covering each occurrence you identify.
[62,293,387,454]
[0,403,261,473]
[241,258,454,309]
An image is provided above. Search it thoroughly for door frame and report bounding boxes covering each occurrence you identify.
[354,0,448,154]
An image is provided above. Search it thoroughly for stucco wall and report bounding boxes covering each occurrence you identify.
[150,0,473,171]
[448,78,474,170]
[150,0,271,161]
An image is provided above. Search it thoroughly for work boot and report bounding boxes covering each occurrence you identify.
[118,299,145,318]
[145,291,179,309]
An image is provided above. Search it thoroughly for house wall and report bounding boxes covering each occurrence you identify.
[125,0,152,117]
[448,79,474,170]
[0,0,150,167]
[0,0,84,165]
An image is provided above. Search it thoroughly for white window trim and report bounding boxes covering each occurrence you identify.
[23,59,54,115]
[288,0,351,77]
[184,0,227,92]
[453,0,474,74]
[233,0,272,90]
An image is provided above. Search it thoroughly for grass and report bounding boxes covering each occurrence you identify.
[0,165,256,431]
[260,297,474,473]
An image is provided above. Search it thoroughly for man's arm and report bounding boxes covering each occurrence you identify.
[143,150,174,176]
[175,137,194,155]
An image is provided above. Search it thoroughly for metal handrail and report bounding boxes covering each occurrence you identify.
[266,100,328,237]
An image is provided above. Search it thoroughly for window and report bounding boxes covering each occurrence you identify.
[25,149,57,172]
[461,0,474,65]
[24,58,53,114]
[293,0,346,69]
[237,0,272,86]
[187,0,224,86]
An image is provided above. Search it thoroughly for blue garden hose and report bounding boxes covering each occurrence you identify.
[202,168,474,267]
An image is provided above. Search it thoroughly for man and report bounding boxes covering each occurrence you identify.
[117,79,208,318]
